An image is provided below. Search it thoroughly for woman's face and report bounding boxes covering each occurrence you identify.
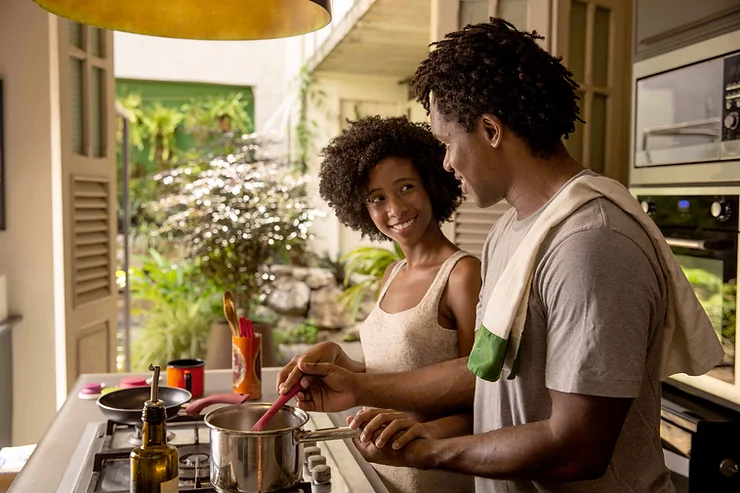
[364,156,435,244]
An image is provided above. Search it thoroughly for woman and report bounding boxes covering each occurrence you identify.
[278,116,481,493]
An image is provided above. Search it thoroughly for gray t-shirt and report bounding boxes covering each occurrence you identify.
[474,172,674,493]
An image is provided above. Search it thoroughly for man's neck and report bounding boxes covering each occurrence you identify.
[504,146,585,221]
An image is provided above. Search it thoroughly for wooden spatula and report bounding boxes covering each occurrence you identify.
[223,291,239,337]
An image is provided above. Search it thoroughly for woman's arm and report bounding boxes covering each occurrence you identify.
[445,255,482,357]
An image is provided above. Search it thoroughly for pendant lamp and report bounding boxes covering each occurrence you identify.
[32,0,332,40]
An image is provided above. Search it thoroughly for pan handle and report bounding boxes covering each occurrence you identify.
[296,426,359,443]
[185,393,250,416]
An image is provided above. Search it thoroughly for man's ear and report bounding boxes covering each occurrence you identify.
[481,114,503,148]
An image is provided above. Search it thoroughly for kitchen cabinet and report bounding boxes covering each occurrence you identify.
[634,0,740,61]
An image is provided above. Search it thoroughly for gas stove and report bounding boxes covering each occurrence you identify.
[56,412,387,493]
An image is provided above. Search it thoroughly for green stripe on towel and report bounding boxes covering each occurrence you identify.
[467,326,509,382]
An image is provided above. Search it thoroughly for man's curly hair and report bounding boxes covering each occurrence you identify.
[318,115,462,241]
[410,18,583,158]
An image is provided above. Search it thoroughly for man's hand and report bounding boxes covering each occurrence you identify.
[353,433,434,470]
[347,407,433,450]
[276,342,343,394]
[293,362,360,412]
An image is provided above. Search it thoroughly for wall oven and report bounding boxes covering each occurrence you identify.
[660,382,740,492]
[634,187,740,491]
[635,187,740,404]
[630,30,740,186]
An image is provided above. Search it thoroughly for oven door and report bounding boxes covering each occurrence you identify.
[664,228,737,384]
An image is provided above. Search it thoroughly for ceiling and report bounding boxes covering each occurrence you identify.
[308,0,431,79]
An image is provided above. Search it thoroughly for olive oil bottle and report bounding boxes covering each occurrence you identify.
[130,364,179,493]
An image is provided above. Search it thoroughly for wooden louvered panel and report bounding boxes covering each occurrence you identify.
[76,266,109,283]
[454,199,512,257]
[75,244,108,258]
[75,209,108,221]
[72,177,111,306]
[76,321,110,375]
[76,220,108,234]
[75,231,108,246]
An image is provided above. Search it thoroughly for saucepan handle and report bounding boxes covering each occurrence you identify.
[185,393,250,416]
[296,426,359,443]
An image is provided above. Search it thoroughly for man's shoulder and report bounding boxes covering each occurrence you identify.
[547,197,653,250]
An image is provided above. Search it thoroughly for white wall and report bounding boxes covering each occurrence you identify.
[0,0,63,445]
[303,73,409,259]
[113,33,289,131]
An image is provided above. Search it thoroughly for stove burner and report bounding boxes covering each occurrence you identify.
[127,425,176,446]
[184,453,209,466]
[178,444,211,480]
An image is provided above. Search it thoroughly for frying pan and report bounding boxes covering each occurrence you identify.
[97,386,248,425]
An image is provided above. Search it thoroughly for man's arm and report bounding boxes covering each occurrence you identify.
[356,390,632,482]
[296,356,475,413]
[423,391,631,481]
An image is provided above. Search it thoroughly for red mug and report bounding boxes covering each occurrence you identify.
[166,358,205,398]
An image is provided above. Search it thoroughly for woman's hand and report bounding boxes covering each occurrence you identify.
[276,342,342,394]
[347,407,433,450]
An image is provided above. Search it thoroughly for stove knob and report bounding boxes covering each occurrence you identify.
[711,201,731,221]
[719,458,738,478]
[725,112,740,130]
[312,464,332,484]
[640,200,655,215]
[308,454,327,472]
[304,446,321,465]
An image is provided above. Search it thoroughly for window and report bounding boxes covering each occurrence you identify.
[68,22,107,158]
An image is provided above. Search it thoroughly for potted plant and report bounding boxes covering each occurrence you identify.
[128,249,220,371]
[147,132,315,367]
[338,242,405,321]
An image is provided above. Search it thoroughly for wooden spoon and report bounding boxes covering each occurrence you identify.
[223,291,239,337]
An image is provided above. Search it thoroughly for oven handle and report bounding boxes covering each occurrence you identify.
[665,237,735,252]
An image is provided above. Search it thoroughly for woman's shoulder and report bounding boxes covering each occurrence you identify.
[446,252,482,295]
[450,251,481,277]
[379,259,403,290]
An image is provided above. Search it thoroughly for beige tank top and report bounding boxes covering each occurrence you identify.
[359,250,475,493]
[361,250,472,373]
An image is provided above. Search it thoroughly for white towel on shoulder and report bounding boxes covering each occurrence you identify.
[467,173,725,382]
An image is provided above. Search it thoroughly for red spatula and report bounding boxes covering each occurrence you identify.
[251,380,302,432]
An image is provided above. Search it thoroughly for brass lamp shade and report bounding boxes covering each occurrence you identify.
[32,0,332,40]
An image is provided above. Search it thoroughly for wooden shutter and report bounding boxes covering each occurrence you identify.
[453,200,511,257]
[72,177,111,306]
[59,19,119,389]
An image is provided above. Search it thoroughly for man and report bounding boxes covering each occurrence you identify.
[278,19,709,492]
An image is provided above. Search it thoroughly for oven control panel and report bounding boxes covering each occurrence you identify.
[722,52,740,159]
[637,194,740,231]
[723,53,740,137]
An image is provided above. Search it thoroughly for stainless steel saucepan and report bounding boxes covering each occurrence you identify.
[205,402,358,493]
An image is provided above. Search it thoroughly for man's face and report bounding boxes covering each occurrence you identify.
[429,103,504,208]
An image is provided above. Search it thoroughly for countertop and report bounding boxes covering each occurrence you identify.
[8,368,363,492]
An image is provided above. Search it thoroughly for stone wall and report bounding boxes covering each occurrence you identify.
[255,265,375,363]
